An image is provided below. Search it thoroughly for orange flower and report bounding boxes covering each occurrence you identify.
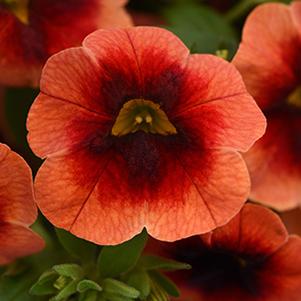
[0,144,44,265]
[0,0,132,87]
[233,2,301,210]
[27,27,265,245]
[153,204,301,301]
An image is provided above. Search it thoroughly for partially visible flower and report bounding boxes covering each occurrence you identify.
[27,27,265,245]
[233,2,301,211]
[151,204,301,301]
[0,143,44,265]
[0,0,132,87]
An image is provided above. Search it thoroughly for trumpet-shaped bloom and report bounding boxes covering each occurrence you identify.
[0,0,132,87]
[153,204,301,301]
[0,143,44,265]
[27,27,266,245]
[233,2,301,211]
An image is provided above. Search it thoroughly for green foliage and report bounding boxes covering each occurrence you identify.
[97,229,148,278]
[149,271,179,298]
[52,264,84,280]
[30,270,58,296]
[102,278,140,299]
[163,2,238,57]
[126,270,151,299]
[139,255,191,271]
[22,228,190,301]
[77,280,102,293]
[56,229,98,263]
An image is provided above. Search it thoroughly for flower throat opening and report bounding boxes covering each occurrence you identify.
[1,0,29,24]
[111,99,177,137]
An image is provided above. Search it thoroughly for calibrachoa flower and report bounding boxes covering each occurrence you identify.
[27,27,266,245]
[0,0,132,87]
[0,143,44,265]
[154,204,301,301]
[233,2,301,211]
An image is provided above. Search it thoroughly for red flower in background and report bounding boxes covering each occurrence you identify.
[152,204,301,301]
[0,0,132,87]
[233,2,301,211]
[0,144,44,265]
[27,27,265,245]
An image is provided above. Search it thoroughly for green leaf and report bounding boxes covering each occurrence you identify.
[102,292,135,301]
[103,279,140,299]
[55,228,97,262]
[139,255,191,271]
[51,280,78,301]
[127,270,151,299]
[79,290,99,301]
[97,229,148,278]
[0,269,42,301]
[30,270,58,296]
[150,271,179,297]
[147,281,168,301]
[163,2,238,57]
[53,264,83,280]
[77,280,102,293]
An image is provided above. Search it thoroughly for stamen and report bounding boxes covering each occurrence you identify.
[145,115,153,124]
[111,99,177,137]
[135,116,143,124]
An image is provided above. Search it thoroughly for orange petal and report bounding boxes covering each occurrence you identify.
[172,55,266,152]
[99,0,133,29]
[232,3,300,110]
[0,222,44,265]
[27,93,111,158]
[0,144,36,225]
[34,149,145,245]
[244,112,301,211]
[147,150,250,241]
[206,203,288,255]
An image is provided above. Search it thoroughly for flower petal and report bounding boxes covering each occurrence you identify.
[147,150,250,241]
[83,27,189,113]
[27,93,112,158]
[171,54,266,152]
[34,149,145,245]
[262,236,301,301]
[206,204,288,256]
[0,222,44,265]
[40,47,111,115]
[232,3,301,109]
[244,111,301,211]
[0,144,36,225]
[99,0,132,29]
[34,145,250,244]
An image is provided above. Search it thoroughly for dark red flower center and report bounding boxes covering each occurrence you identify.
[170,238,266,296]
[111,99,177,137]
[1,0,29,24]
